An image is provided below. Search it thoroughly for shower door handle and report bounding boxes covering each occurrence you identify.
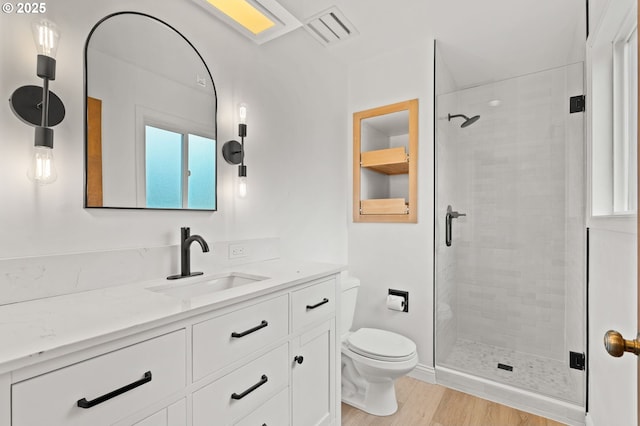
[446,205,466,247]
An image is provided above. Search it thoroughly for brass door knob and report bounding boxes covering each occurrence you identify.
[604,330,640,357]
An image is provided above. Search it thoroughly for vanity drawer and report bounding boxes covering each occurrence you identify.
[12,330,186,426]
[124,399,186,426]
[192,344,288,426]
[234,387,289,426]
[193,295,288,381]
[291,278,336,331]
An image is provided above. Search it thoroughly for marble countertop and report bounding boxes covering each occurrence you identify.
[0,259,345,374]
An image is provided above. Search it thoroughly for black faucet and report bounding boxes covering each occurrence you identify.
[167,227,210,280]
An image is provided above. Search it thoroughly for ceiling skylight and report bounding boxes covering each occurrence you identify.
[205,0,275,35]
[194,0,302,44]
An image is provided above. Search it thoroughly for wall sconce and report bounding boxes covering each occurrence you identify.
[222,103,248,198]
[9,19,65,185]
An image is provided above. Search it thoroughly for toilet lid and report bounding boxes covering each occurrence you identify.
[347,328,416,361]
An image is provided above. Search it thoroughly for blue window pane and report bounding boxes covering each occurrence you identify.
[188,134,216,209]
[145,126,183,208]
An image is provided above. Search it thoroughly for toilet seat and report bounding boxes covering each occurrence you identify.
[346,328,416,362]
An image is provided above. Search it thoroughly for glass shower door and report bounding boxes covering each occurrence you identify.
[435,63,586,405]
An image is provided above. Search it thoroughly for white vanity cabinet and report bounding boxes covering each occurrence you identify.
[193,276,338,425]
[1,269,341,426]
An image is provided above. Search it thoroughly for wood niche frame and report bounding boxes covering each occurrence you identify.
[353,99,418,223]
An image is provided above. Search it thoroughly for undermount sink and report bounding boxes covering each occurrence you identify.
[146,272,269,299]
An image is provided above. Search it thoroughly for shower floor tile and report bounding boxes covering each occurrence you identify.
[439,338,581,404]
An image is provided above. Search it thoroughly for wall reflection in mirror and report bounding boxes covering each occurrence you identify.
[84,12,217,210]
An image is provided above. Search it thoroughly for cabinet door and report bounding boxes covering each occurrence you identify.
[292,320,335,426]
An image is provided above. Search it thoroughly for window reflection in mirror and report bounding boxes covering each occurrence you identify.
[84,12,217,210]
[144,126,216,209]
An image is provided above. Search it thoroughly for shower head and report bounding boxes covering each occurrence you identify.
[448,113,480,128]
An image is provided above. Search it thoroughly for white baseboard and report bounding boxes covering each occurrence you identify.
[408,363,436,384]
[585,413,594,426]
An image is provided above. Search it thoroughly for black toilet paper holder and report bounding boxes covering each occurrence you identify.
[388,289,409,312]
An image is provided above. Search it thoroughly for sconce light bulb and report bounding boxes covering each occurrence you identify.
[32,20,60,58]
[238,103,248,125]
[28,146,57,185]
[238,175,247,198]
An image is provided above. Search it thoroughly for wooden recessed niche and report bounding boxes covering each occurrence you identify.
[353,99,418,223]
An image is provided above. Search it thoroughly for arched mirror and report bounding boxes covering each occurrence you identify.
[84,12,217,210]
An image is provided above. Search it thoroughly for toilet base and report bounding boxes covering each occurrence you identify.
[340,329,418,417]
[342,379,398,416]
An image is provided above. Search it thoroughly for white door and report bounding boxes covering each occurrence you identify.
[587,0,638,425]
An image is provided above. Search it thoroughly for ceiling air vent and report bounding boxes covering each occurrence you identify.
[304,7,358,47]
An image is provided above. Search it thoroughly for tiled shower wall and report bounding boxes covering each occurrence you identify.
[436,63,585,363]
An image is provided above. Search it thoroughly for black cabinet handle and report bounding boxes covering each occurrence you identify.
[77,371,152,409]
[306,298,329,310]
[294,355,304,365]
[231,320,269,338]
[231,375,268,400]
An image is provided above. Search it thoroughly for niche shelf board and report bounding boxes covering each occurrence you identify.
[360,198,409,215]
[361,147,409,175]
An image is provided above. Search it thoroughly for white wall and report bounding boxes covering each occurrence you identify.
[0,1,348,275]
[347,40,435,373]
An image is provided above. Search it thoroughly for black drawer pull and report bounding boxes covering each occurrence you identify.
[306,298,329,310]
[231,375,268,400]
[294,355,304,365]
[231,320,269,338]
[77,371,152,409]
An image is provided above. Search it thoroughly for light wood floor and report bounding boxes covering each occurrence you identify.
[341,377,566,426]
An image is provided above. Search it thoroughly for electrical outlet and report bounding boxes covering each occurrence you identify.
[229,244,248,259]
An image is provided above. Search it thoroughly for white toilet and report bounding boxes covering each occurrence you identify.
[340,277,418,416]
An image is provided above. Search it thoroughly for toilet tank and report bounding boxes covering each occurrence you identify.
[340,276,360,335]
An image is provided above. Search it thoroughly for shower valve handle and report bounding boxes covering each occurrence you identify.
[445,205,466,247]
